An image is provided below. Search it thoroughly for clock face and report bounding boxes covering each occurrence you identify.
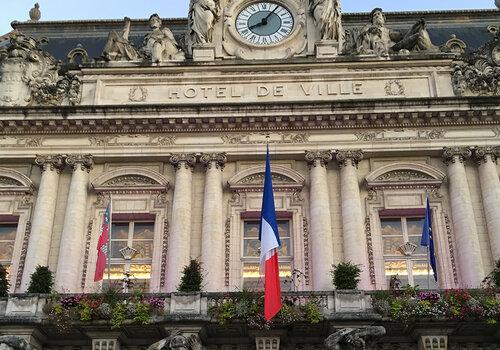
[236,2,294,45]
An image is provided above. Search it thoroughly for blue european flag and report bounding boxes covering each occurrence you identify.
[421,196,438,282]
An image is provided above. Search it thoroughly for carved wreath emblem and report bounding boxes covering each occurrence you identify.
[129,86,148,102]
[385,80,405,96]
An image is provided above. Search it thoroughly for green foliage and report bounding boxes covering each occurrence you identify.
[178,259,203,292]
[303,301,321,324]
[331,262,361,290]
[0,264,9,297]
[492,259,500,288]
[27,265,53,294]
[111,302,126,329]
[133,302,151,325]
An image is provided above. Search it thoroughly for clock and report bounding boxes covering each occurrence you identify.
[235,2,294,45]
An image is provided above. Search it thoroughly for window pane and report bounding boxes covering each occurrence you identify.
[0,225,17,240]
[244,221,260,237]
[412,260,438,289]
[407,218,424,235]
[380,219,403,236]
[408,235,428,255]
[242,263,293,291]
[104,264,126,281]
[279,238,291,257]
[243,239,260,257]
[133,223,154,239]
[0,242,14,260]
[277,221,290,238]
[111,241,127,258]
[132,240,154,259]
[129,264,151,280]
[384,260,409,285]
[111,223,129,239]
[383,236,404,255]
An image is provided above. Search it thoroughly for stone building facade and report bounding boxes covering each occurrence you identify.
[0,2,499,349]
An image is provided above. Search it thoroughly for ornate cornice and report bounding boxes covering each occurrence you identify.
[169,153,196,171]
[335,150,364,168]
[442,147,472,165]
[200,153,227,170]
[66,154,94,172]
[305,151,333,168]
[473,146,498,165]
[34,154,65,173]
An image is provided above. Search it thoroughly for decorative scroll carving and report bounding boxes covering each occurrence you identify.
[89,134,177,147]
[66,154,94,172]
[442,147,472,165]
[160,219,170,288]
[81,220,93,290]
[385,80,405,96]
[154,192,168,207]
[375,170,434,182]
[452,29,499,96]
[0,177,22,187]
[224,218,230,287]
[325,326,386,350]
[102,175,159,187]
[34,154,65,173]
[238,173,295,185]
[221,132,309,144]
[305,150,333,168]
[15,220,31,289]
[444,214,459,285]
[364,217,376,285]
[169,153,197,170]
[129,86,148,102]
[302,217,310,286]
[0,31,81,106]
[473,146,498,165]
[336,149,363,168]
[443,34,467,54]
[200,153,227,170]
[354,129,445,142]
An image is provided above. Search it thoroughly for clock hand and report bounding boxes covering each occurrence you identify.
[264,5,278,22]
[248,22,264,30]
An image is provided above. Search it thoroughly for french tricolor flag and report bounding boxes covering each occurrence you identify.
[259,145,282,320]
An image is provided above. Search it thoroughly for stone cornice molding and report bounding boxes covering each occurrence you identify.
[169,153,197,171]
[0,97,497,135]
[366,162,446,190]
[200,153,227,170]
[335,150,364,168]
[473,146,498,165]
[66,154,94,172]
[442,147,472,165]
[34,154,65,173]
[305,151,333,168]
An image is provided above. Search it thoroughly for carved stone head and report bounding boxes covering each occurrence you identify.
[149,14,162,30]
[169,334,189,350]
[370,8,385,26]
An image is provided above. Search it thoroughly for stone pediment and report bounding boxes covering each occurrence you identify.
[228,165,304,192]
[366,162,445,189]
[0,168,34,194]
[92,167,169,193]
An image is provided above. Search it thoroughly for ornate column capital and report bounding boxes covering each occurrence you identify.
[442,147,472,165]
[305,150,332,168]
[34,154,65,173]
[473,146,498,165]
[66,154,94,172]
[169,153,197,171]
[335,149,364,168]
[200,152,227,170]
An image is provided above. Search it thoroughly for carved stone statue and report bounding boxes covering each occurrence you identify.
[324,326,386,350]
[346,8,438,56]
[188,0,219,46]
[310,0,343,42]
[0,336,37,350]
[0,31,82,106]
[102,17,141,61]
[148,330,202,350]
[141,14,185,62]
[29,3,41,22]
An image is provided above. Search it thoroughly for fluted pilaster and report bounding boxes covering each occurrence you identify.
[200,153,227,291]
[336,150,370,289]
[473,147,500,261]
[55,155,93,292]
[21,155,65,291]
[165,153,196,292]
[305,151,334,290]
[442,147,484,287]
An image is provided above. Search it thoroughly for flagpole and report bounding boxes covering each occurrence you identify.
[107,195,112,285]
[427,244,430,289]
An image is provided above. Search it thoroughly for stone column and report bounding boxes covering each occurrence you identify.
[165,153,196,292]
[473,147,500,261]
[200,153,227,291]
[20,155,64,291]
[442,147,484,287]
[336,150,370,289]
[305,151,334,291]
[54,155,93,292]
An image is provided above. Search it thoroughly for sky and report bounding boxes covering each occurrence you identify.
[0,0,496,35]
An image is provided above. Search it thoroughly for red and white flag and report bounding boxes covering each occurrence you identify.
[94,203,111,282]
[259,145,282,320]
